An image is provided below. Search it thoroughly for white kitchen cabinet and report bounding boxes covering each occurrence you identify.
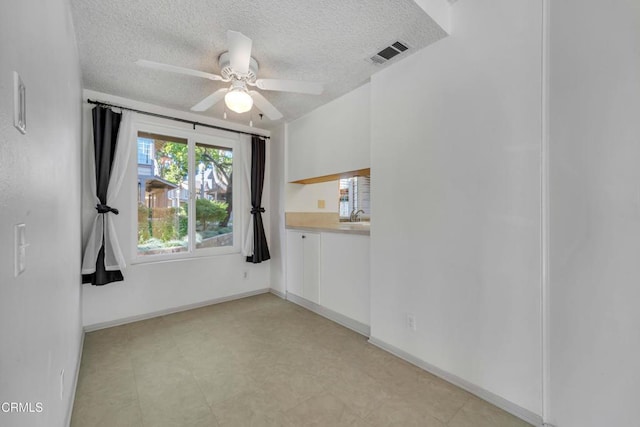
[286,229,370,330]
[320,233,370,325]
[287,83,370,182]
[286,230,320,303]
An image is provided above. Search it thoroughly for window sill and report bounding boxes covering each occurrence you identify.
[130,247,241,266]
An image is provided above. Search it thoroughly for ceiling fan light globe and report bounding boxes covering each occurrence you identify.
[224,88,253,114]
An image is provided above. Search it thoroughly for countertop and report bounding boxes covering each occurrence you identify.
[285,223,370,236]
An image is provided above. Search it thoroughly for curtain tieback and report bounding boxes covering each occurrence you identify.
[96,204,119,215]
[250,207,265,214]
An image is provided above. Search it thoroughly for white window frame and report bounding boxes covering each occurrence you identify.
[131,119,242,264]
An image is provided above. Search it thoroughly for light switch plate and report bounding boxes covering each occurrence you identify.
[13,71,26,134]
[317,199,325,209]
[406,313,417,331]
[14,223,27,277]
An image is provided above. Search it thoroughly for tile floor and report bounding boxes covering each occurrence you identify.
[71,293,532,426]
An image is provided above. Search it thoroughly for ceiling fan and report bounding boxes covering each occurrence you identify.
[136,30,324,121]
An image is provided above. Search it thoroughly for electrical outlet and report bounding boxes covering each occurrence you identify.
[243,271,248,280]
[317,199,325,209]
[406,313,417,331]
[59,369,64,400]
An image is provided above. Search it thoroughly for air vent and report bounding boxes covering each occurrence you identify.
[378,46,401,60]
[392,41,408,52]
[368,40,411,65]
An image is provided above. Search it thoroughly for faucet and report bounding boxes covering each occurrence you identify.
[350,209,365,222]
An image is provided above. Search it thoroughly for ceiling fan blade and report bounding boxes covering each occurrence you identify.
[191,88,228,112]
[136,59,223,81]
[249,91,283,120]
[227,30,252,75]
[255,79,323,95]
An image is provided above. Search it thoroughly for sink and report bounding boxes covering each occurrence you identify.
[337,221,370,230]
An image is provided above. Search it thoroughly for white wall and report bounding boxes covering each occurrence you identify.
[370,0,542,419]
[285,181,339,213]
[413,0,452,34]
[287,83,370,182]
[547,1,640,426]
[80,95,271,328]
[269,124,286,295]
[0,0,83,425]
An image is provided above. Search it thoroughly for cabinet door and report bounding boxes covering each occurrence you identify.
[302,233,320,304]
[320,233,369,325]
[286,231,304,297]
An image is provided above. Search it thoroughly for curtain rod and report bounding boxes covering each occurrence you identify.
[86,99,270,140]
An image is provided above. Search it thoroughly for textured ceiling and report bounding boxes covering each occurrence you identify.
[70,0,446,130]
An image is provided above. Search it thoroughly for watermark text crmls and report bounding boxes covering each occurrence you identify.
[1,402,44,413]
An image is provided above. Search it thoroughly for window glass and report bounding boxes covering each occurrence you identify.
[193,143,233,250]
[136,130,236,258]
[136,132,189,256]
[339,176,371,219]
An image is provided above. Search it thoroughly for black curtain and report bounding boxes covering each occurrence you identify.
[246,136,270,263]
[82,106,124,286]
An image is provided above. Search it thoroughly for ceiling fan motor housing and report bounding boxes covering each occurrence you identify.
[218,51,259,82]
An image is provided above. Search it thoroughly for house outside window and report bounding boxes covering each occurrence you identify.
[137,138,153,165]
[135,124,239,260]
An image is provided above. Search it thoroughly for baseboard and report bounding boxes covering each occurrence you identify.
[83,288,271,332]
[269,288,286,299]
[368,337,543,427]
[285,292,370,337]
[65,328,85,427]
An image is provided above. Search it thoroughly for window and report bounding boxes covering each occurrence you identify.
[137,138,153,165]
[339,175,370,219]
[135,126,238,259]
